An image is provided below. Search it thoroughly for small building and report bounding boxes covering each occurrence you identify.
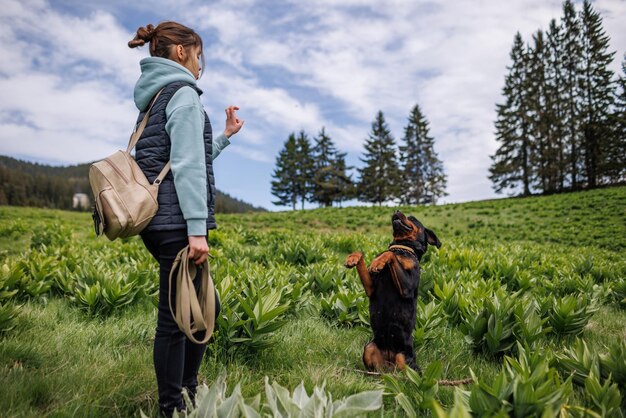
[72,193,91,210]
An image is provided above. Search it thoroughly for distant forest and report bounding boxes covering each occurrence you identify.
[0,156,266,213]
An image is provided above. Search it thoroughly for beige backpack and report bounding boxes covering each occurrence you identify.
[89,90,170,240]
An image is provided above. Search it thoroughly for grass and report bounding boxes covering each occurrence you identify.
[0,185,625,417]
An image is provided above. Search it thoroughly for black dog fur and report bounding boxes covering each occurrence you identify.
[345,210,441,371]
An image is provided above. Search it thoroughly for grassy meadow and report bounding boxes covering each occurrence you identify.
[0,186,625,417]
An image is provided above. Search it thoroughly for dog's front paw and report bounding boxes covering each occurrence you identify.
[369,261,385,273]
[344,252,363,268]
[369,254,389,273]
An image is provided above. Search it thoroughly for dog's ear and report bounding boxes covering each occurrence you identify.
[425,228,441,248]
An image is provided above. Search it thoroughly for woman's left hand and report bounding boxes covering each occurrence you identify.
[223,105,244,138]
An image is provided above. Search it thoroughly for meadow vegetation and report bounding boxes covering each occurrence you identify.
[0,186,625,417]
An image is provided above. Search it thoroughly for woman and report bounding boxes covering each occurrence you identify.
[128,21,243,417]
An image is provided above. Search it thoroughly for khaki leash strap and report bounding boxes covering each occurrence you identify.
[168,245,216,344]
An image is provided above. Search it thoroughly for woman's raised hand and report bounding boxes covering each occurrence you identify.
[223,106,244,138]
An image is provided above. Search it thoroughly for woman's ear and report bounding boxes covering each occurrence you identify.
[177,45,185,61]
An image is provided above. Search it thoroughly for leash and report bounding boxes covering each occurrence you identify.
[168,245,216,344]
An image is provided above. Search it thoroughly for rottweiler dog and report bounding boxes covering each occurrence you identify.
[344,210,441,372]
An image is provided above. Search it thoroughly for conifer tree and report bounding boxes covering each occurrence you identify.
[311,127,340,207]
[606,55,626,182]
[357,111,401,205]
[490,33,533,195]
[561,0,584,189]
[399,104,447,204]
[331,152,355,207]
[271,133,299,210]
[295,130,315,209]
[546,18,567,190]
[528,30,562,193]
[578,0,616,188]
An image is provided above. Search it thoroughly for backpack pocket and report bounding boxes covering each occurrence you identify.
[97,187,131,240]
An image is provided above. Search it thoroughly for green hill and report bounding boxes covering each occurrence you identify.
[220,185,626,252]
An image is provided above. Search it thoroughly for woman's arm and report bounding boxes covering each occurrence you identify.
[165,87,207,237]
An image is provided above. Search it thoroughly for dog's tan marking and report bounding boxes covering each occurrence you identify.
[363,342,385,371]
[394,353,407,370]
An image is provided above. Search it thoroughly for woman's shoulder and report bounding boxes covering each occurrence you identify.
[166,85,202,116]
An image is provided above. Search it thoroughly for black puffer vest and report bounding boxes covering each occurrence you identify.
[135,81,216,232]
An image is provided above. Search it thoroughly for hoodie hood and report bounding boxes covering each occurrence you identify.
[133,57,198,111]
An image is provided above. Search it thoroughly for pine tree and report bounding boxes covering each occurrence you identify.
[546,18,567,191]
[357,111,402,205]
[605,55,626,182]
[295,130,315,209]
[331,152,355,207]
[528,30,561,193]
[489,33,533,195]
[578,0,616,188]
[271,133,299,210]
[399,104,447,204]
[311,127,340,207]
[561,0,584,189]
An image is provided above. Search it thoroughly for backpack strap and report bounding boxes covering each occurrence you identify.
[126,89,164,153]
[126,89,172,186]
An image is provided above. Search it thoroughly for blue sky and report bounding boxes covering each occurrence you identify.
[0,0,624,210]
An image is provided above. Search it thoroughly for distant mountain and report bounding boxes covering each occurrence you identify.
[0,155,266,213]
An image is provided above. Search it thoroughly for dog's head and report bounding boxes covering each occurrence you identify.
[391,210,441,254]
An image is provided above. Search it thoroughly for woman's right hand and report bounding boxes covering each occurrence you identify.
[224,105,244,138]
[188,235,209,265]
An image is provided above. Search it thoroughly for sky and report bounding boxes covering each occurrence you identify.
[0,0,624,210]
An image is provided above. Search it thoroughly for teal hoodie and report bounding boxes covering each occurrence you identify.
[134,57,230,236]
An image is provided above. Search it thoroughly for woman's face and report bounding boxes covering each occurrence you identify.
[174,44,202,80]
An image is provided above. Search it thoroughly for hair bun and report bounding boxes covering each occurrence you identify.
[128,24,155,48]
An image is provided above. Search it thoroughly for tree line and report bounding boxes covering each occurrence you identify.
[0,156,266,213]
[490,0,625,195]
[271,105,447,209]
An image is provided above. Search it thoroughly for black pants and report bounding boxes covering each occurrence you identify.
[141,229,220,417]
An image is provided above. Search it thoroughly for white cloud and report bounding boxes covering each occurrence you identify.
[0,0,624,208]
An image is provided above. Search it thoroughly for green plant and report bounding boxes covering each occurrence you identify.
[231,282,291,350]
[384,361,443,416]
[265,377,383,417]
[599,339,626,388]
[553,338,600,386]
[460,290,519,356]
[503,344,572,417]
[432,279,463,324]
[143,374,262,418]
[0,263,21,301]
[0,301,21,333]
[513,298,550,347]
[464,344,572,417]
[429,389,472,418]
[16,252,59,298]
[320,288,369,328]
[414,300,446,347]
[545,294,598,336]
[610,278,626,308]
[305,264,343,295]
[583,370,623,418]
[30,224,71,251]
